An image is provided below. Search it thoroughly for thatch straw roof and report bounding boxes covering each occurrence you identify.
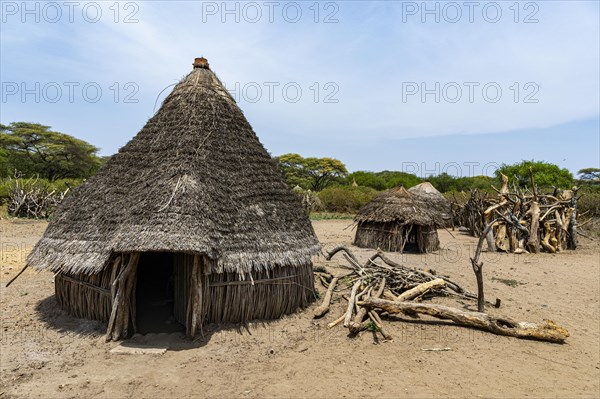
[354,186,439,225]
[408,182,452,225]
[27,58,320,276]
[408,182,444,197]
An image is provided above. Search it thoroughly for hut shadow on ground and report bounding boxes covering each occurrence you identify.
[126,321,282,352]
[35,295,105,340]
[35,294,283,351]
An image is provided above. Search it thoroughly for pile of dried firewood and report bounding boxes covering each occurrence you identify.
[453,190,490,237]
[314,245,569,343]
[455,172,579,253]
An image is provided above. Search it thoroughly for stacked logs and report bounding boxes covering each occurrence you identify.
[453,190,491,237]
[314,246,569,343]
[455,173,578,253]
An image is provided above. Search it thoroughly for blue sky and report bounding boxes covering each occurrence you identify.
[1,0,599,177]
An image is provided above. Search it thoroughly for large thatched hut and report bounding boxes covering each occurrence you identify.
[353,186,441,253]
[27,57,320,340]
[408,182,453,227]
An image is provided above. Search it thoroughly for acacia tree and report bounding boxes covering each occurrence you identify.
[277,153,348,191]
[577,168,600,185]
[0,122,104,179]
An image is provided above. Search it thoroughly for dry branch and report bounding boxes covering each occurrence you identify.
[348,278,385,334]
[325,245,359,264]
[327,314,346,328]
[361,298,569,343]
[343,281,361,327]
[396,278,445,302]
[368,310,393,341]
[313,277,339,318]
[470,220,497,312]
[4,264,29,288]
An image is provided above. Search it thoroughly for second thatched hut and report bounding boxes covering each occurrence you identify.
[408,182,453,227]
[353,186,443,253]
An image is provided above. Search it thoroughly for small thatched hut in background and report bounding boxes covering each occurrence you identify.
[408,182,453,227]
[27,57,320,340]
[353,186,441,253]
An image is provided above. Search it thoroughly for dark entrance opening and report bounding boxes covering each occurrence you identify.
[403,231,420,253]
[136,252,184,334]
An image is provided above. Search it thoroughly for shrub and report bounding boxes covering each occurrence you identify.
[578,190,600,218]
[318,186,379,213]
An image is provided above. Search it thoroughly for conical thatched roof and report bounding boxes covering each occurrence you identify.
[408,182,443,197]
[408,182,452,225]
[27,58,320,276]
[354,186,438,225]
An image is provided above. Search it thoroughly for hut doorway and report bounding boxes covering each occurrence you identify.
[135,252,185,334]
[402,227,420,253]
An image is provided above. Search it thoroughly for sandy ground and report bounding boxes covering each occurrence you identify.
[1,218,599,398]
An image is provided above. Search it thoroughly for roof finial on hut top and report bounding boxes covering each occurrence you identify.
[193,57,209,69]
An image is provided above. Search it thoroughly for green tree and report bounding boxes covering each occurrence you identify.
[430,175,497,193]
[577,167,600,185]
[0,122,104,180]
[458,175,497,191]
[347,171,388,190]
[495,160,573,188]
[0,146,10,177]
[348,171,421,190]
[376,171,421,189]
[427,173,456,192]
[277,153,311,188]
[277,153,348,191]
